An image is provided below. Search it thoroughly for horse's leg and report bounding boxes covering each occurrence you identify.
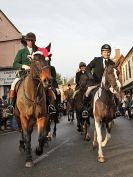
[93,128,97,149]
[83,120,87,140]
[21,117,34,167]
[95,120,105,162]
[36,117,48,156]
[68,110,70,121]
[85,118,91,141]
[46,118,52,140]
[102,121,112,147]
[53,117,57,137]
[19,129,25,152]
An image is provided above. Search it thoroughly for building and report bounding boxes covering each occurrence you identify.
[121,47,133,95]
[0,10,22,98]
[113,48,125,84]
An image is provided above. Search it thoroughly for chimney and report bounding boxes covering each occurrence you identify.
[114,49,120,59]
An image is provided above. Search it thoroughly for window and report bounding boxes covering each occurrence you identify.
[128,60,131,78]
[125,64,128,80]
[123,68,125,82]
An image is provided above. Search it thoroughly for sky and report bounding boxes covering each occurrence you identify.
[1,0,133,79]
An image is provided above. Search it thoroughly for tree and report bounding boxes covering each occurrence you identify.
[56,73,63,85]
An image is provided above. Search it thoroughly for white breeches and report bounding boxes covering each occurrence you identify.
[85,85,98,97]
[72,89,80,99]
[11,78,21,90]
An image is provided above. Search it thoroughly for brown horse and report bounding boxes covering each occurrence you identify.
[74,76,91,141]
[14,51,52,167]
[92,65,121,163]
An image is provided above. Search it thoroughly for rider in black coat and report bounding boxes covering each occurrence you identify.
[72,62,87,98]
[82,44,115,117]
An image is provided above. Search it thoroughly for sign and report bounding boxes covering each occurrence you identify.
[0,70,17,85]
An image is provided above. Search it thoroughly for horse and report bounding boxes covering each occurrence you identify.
[64,89,74,122]
[90,64,121,163]
[67,98,74,122]
[14,51,52,167]
[74,75,91,141]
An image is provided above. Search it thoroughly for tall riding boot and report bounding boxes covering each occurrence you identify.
[82,96,89,118]
[7,90,16,115]
[47,89,56,114]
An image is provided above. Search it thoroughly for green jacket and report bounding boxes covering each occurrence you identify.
[13,48,31,78]
[13,48,31,69]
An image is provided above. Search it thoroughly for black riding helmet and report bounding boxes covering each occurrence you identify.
[79,62,86,68]
[101,44,111,52]
[25,32,36,42]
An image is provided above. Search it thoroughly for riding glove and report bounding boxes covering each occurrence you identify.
[22,65,30,70]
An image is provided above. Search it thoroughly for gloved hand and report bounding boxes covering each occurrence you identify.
[56,88,61,95]
[22,65,30,70]
[87,73,94,80]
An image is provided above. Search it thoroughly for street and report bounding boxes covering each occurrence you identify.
[0,115,133,177]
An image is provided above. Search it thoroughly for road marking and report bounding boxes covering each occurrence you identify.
[34,138,70,164]
[0,130,18,136]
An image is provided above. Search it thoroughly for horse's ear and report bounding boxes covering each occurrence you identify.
[46,43,51,52]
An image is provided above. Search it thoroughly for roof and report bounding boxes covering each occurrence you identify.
[0,9,20,33]
[124,47,133,59]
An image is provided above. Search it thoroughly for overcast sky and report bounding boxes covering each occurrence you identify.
[1,0,133,78]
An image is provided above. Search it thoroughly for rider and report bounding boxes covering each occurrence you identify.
[7,32,38,114]
[7,32,57,115]
[82,44,115,116]
[65,84,74,101]
[72,62,88,99]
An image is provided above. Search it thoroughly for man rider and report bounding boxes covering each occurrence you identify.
[72,62,88,99]
[82,44,115,116]
[7,32,58,115]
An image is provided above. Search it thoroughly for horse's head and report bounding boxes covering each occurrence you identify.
[103,65,121,94]
[29,46,53,88]
[79,74,88,90]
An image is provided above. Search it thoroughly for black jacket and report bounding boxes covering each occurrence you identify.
[50,66,58,88]
[76,70,88,88]
[86,57,115,83]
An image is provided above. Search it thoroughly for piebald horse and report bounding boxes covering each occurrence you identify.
[92,64,121,162]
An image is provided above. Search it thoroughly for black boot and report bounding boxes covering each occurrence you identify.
[48,104,57,114]
[82,96,89,118]
[7,90,16,115]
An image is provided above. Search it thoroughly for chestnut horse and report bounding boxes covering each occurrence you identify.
[14,51,52,167]
[92,65,121,163]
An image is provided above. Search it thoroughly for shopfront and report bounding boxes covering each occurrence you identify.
[0,68,17,98]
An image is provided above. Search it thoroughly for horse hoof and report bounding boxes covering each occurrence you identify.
[53,133,56,137]
[19,145,25,152]
[92,144,97,150]
[85,136,91,141]
[35,147,43,156]
[98,156,105,163]
[25,160,34,168]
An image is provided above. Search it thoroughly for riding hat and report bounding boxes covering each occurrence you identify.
[101,44,111,52]
[25,32,36,41]
[79,62,86,68]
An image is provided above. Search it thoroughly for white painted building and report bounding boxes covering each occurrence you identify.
[121,47,133,94]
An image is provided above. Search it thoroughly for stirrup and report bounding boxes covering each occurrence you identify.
[48,104,57,114]
[4,106,14,117]
[82,110,89,118]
